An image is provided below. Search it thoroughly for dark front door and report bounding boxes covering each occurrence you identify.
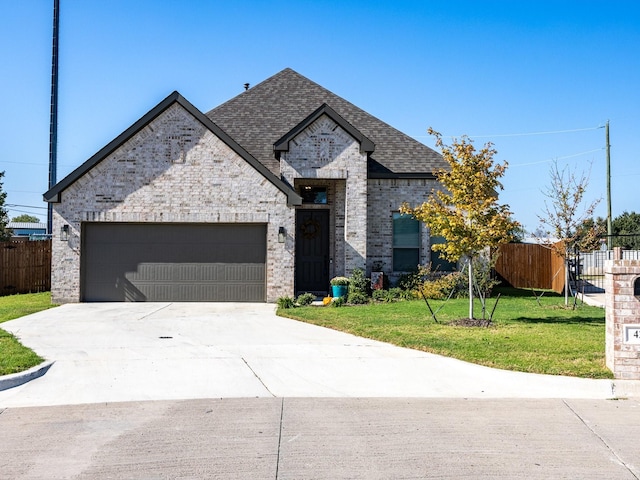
[295,209,330,294]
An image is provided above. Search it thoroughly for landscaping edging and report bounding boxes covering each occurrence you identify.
[0,360,55,391]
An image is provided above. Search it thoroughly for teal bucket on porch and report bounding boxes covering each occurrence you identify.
[331,285,348,298]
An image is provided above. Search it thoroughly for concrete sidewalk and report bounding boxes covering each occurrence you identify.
[1,397,639,479]
[0,302,638,408]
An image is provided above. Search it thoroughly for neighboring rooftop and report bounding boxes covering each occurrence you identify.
[8,222,47,230]
[207,68,445,178]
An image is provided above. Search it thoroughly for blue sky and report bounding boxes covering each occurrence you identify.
[1,0,638,232]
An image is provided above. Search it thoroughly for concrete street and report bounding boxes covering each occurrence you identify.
[1,397,639,479]
[1,303,639,478]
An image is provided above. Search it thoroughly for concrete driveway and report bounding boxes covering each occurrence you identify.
[0,302,636,407]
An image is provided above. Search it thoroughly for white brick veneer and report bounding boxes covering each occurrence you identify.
[367,178,442,283]
[52,103,295,303]
[52,106,440,302]
[280,115,367,277]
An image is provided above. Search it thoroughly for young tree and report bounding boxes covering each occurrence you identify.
[401,129,519,320]
[11,214,41,223]
[537,160,602,306]
[0,171,11,241]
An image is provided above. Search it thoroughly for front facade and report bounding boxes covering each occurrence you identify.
[45,69,447,303]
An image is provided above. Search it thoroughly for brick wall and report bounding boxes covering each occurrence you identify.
[605,259,640,379]
[281,115,367,276]
[367,178,441,283]
[52,103,295,303]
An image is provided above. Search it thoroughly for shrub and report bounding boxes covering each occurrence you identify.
[296,292,316,306]
[348,268,370,297]
[277,296,295,309]
[395,287,415,300]
[418,272,466,300]
[331,296,346,307]
[395,270,423,291]
[373,287,414,303]
[372,289,389,302]
[347,291,369,305]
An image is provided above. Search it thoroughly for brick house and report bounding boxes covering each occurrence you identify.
[44,68,448,303]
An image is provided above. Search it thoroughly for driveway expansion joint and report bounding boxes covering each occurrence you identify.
[563,399,640,479]
[137,303,173,321]
[275,398,284,480]
[241,357,275,397]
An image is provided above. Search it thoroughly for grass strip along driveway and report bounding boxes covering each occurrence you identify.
[278,288,612,379]
[0,293,56,376]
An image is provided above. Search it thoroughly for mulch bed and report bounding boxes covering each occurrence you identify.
[449,318,494,327]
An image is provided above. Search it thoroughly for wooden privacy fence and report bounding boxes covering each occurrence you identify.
[0,240,51,296]
[494,242,565,294]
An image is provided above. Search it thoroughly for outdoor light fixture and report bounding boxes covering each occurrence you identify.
[278,227,286,243]
[60,224,69,241]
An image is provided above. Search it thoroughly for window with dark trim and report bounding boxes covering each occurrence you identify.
[393,213,420,272]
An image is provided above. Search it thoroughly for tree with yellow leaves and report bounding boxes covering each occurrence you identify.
[401,129,519,320]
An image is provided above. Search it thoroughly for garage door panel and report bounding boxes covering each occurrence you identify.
[82,223,266,302]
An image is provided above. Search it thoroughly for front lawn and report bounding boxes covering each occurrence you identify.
[0,292,56,376]
[278,288,612,379]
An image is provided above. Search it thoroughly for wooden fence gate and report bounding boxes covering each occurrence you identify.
[0,240,51,296]
[495,242,565,294]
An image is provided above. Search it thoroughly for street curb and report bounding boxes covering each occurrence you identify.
[610,380,640,399]
[0,360,55,391]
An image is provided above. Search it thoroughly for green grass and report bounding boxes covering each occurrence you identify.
[278,287,612,379]
[0,292,56,376]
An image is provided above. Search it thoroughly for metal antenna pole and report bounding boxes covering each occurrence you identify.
[606,120,612,249]
[47,0,60,235]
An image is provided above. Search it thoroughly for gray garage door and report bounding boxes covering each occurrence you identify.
[82,223,266,302]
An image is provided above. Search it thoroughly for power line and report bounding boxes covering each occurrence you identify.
[461,125,602,138]
[413,125,603,139]
[7,207,45,217]
[509,148,604,167]
[6,190,46,194]
[6,203,48,210]
[0,160,76,167]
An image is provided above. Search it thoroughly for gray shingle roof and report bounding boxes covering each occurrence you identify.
[206,68,445,177]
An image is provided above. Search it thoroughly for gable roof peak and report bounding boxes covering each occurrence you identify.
[44,91,301,205]
[274,102,375,156]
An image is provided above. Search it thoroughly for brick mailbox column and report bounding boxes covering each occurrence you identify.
[605,258,640,379]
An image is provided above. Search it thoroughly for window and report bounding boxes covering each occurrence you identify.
[430,236,457,272]
[301,186,327,204]
[393,213,420,272]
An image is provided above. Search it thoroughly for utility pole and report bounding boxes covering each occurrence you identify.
[606,120,612,249]
[47,0,60,235]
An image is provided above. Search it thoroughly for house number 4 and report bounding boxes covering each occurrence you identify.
[624,326,640,344]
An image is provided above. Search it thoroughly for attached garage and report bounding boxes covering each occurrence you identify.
[81,223,266,302]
